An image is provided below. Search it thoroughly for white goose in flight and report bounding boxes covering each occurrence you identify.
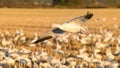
[33,12,93,43]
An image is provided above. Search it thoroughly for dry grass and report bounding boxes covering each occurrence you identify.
[0,8,119,36]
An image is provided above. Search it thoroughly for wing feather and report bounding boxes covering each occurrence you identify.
[33,35,52,43]
[33,28,65,43]
[67,12,93,24]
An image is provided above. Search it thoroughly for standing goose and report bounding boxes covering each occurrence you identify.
[33,12,93,43]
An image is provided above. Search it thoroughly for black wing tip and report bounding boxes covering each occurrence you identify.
[85,11,93,19]
[33,36,53,44]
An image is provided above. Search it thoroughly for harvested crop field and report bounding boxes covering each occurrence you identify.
[0,9,119,35]
[0,8,120,68]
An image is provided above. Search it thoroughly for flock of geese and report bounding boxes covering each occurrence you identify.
[0,12,119,68]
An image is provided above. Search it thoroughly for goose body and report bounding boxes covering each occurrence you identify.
[51,22,85,33]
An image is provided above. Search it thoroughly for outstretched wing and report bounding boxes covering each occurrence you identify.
[33,12,93,43]
[67,12,93,24]
[33,35,52,43]
[33,28,65,43]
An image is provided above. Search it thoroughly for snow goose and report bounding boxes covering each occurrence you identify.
[93,48,102,60]
[42,40,53,46]
[106,47,115,61]
[29,33,38,46]
[30,33,38,43]
[114,44,120,56]
[33,12,93,43]
[4,57,15,68]
[2,37,14,47]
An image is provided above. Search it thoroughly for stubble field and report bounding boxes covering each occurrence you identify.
[0,8,120,68]
[0,8,119,35]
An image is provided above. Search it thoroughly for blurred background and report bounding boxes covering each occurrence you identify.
[0,0,120,8]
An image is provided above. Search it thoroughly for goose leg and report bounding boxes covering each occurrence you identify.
[77,33,82,39]
[80,29,89,36]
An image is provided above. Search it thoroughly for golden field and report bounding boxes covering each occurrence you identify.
[0,8,120,68]
[0,8,119,35]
